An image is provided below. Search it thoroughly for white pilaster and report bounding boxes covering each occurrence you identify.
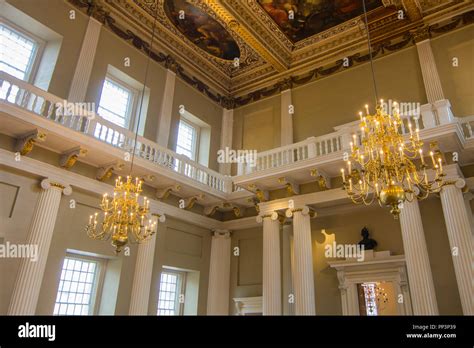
[219,108,234,175]
[280,89,293,146]
[207,230,231,315]
[415,39,445,103]
[282,223,294,315]
[68,17,102,102]
[399,199,439,314]
[464,193,473,235]
[129,214,161,315]
[156,69,176,147]
[439,181,474,315]
[257,213,282,315]
[286,206,316,315]
[8,179,72,315]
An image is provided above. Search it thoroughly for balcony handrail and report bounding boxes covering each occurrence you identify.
[0,71,231,193]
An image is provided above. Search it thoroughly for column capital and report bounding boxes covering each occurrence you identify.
[285,206,317,218]
[151,213,166,223]
[211,229,231,238]
[256,211,279,223]
[40,178,72,195]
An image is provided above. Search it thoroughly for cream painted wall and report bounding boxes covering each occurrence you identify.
[232,94,282,153]
[0,169,212,315]
[6,0,88,99]
[292,46,427,141]
[229,227,263,314]
[149,217,212,315]
[431,25,474,117]
[169,79,223,171]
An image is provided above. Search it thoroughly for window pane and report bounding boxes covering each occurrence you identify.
[0,24,36,80]
[97,78,132,129]
[0,24,37,102]
[157,271,183,316]
[176,120,197,160]
[53,257,99,316]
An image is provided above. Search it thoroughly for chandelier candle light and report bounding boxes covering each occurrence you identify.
[340,0,446,217]
[85,6,162,253]
[86,176,158,253]
[341,101,446,217]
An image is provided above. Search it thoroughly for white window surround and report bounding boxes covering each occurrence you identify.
[177,109,211,167]
[328,250,413,316]
[53,253,106,316]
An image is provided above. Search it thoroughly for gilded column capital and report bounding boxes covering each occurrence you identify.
[40,178,72,196]
[411,26,431,43]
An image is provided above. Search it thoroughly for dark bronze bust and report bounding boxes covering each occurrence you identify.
[358,227,377,250]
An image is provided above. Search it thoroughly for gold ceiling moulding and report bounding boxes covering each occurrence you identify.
[68,0,473,109]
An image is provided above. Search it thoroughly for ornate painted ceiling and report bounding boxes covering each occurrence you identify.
[70,0,474,108]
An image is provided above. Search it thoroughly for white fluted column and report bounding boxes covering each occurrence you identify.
[219,108,234,175]
[399,199,439,314]
[8,179,71,315]
[439,180,473,315]
[156,69,176,147]
[129,214,165,314]
[257,212,282,315]
[282,223,294,315]
[286,206,316,315]
[280,89,293,146]
[68,16,102,102]
[415,39,445,103]
[207,230,231,315]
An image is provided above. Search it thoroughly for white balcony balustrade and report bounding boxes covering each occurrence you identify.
[0,72,230,194]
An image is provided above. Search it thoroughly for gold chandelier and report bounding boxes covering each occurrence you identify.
[86,176,159,253]
[85,7,162,253]
[341,0,446,217]
[341,102,446,217]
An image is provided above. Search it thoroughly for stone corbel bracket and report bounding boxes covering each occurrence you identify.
[278,176,300,196]
[96,161,124,181]
[310,169,331,190]
[285,206,317,219]
[247,184,269,202]
[204,202,244,218]
[247,197,261,214]
[156,184,181,200]
[14,130,46,156]
[181,194,205,210]
[141,174,155,183]
[59,147,87,169]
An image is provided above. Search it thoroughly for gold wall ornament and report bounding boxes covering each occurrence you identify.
[85,176,157,253]
[59,147,87,169]
[340,102,446,218]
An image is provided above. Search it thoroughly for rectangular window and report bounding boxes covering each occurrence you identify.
[0,23,39,103]
[362,283,378,316]
[176,119,199,161]
[53,255,102,316]
[0,23,38,80]
[157,270,185,316]
[97,76,136,129]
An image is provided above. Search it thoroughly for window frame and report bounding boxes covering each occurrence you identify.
[157,269,187,316]
[98,74,140,131]
[176,118,200,161]
[0,19,44,83]
[53,253,106,316]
